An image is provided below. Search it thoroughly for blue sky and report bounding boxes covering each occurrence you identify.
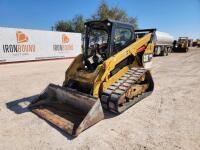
[0,0,199,39]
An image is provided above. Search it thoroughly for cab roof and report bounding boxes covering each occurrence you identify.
[85,19,133,28]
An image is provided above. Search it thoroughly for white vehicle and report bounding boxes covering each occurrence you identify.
[136,30,174,56]
[154,31,174,56]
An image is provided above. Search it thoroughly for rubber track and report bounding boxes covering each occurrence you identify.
[101,67,153,113]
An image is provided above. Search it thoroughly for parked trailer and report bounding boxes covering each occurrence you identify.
[135,30,174,56]
[154,31,174,56]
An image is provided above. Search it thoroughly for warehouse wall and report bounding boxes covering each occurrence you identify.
[0,27,81,63]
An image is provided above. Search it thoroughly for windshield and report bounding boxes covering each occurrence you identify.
[179,38,187,43]
[85,29,108,57]
[114,27,132,48]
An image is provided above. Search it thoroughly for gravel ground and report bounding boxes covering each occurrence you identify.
[0,48,200,150]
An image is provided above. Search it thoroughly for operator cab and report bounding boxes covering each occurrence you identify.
[84,19,136,70]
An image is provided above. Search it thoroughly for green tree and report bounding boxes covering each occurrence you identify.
[55,20,73,32]
[54,1,138,32]
[55,15,85,33]
[128,17,138,29]
[92,1,138,28]
[91,1,110,20]
[73,15,85,33]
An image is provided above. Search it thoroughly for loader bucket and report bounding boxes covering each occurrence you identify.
[29,84,104,137]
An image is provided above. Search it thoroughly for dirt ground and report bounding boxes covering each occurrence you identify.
[0,48,200,150]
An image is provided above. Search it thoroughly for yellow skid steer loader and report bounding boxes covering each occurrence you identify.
[29,19,156,137]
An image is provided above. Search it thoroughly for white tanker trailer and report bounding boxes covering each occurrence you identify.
[135,30,174,56]
[154,31,174,56]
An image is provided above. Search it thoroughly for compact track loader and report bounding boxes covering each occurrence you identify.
[29,19,156,137]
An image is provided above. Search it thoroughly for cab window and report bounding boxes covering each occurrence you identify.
[114,27,132,51]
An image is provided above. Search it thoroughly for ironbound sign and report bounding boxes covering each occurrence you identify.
[0,27,81,63]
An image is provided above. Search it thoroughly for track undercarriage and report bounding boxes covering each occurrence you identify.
[101,67,154,113]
